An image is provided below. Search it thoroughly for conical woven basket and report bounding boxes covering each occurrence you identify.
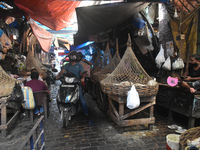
[25,35,47,78]
[94,39,121,83]
[0,65,16,97]
[100,34,159,97]
[92,42,112,82]
[91,50,102,77]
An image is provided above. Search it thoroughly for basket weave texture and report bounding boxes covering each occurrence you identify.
[93,44,121,83]
[100,34,159,97]
[0,65,16,97]
[179,126,200,149]
[91,42,112,82]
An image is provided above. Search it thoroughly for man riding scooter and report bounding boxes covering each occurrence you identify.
[56,51,89,117]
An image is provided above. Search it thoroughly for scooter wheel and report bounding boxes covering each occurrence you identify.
[62,111,69,128]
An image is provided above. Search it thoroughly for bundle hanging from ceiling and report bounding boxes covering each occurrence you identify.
[100,34,159,97]
[25,35,47,78]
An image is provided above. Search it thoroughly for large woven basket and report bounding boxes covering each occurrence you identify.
[100,34,159,97]
[0,65,16,97]
[100,81,159,97]
[94,39,121,83]
[179,126,200,149]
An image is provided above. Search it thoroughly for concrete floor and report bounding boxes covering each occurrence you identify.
[0,85,194,150]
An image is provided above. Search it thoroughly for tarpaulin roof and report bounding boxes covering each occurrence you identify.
[13,0,81,31]
[75,2,149,38]
[29,18,53,52]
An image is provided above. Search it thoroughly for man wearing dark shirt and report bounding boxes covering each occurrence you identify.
[180,54,200,93]
[25,71,50,115]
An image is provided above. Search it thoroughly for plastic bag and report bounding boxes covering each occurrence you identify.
[155,45,165,68]
[162,56,171,70]
[126,85,140,109]
[21,86,35,110]
[10,82,24,102]
[172,57,184,70]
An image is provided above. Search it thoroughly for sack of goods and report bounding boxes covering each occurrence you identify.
[21,86,35,110]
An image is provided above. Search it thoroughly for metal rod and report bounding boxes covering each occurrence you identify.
[18,116,44,150]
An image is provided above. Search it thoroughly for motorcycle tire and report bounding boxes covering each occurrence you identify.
[62,111,69,128]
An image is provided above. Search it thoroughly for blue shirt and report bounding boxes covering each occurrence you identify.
[63,63,84,78]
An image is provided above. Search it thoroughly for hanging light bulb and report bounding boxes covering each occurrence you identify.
[174,8,178,18]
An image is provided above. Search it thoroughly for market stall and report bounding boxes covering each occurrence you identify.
[100,34,159,132]
[92,39,121,113]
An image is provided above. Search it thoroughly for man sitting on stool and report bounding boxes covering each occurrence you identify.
[25,71,50,116]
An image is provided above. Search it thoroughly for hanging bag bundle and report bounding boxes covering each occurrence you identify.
[172,57,184,70]
[126,85,140,109]
[10,82,24,102]
[162,56,171,71]
[155,45,165,68]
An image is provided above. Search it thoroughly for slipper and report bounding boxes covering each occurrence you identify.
[167,124,179,130]
[175,129,187,134]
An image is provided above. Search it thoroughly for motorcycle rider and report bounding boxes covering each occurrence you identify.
[56,51,89,117]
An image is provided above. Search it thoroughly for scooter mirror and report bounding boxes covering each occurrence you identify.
[52,68,58,72]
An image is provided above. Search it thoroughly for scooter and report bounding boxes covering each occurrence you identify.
[56,72,86,128]
[44,67,58,90]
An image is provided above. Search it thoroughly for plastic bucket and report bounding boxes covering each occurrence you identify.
[166,134,180,150]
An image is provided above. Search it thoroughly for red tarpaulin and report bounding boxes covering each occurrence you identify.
[29,18,53,52]
[14,0,81,31]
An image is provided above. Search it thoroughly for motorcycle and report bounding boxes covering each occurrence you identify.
[56,71,87,128]
[45,67,58,90]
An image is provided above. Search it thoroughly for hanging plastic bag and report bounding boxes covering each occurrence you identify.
[172,57,184,70]
[155,45,165,68]
[162,56,171,71]
[126,85,140,109]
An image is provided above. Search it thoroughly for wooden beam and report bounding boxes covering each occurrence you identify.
[108,98,120,119]
[119,117,155,127]
[121,101,156,120]
[107,111,119,125]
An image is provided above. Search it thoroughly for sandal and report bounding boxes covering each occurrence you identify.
[175,129,187,134]
[167,124,180,130]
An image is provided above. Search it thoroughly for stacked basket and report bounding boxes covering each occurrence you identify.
[92,42,112,83]
[94,39,121,83]
[100,34,159,97]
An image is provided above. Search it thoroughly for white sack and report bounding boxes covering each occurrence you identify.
[155,45,165,68]
[126,85,140,109]
[162,56,171,71]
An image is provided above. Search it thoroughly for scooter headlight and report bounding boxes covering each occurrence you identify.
[65,77,75,83]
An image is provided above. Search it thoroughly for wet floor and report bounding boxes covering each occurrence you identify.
[0,83,196,150]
